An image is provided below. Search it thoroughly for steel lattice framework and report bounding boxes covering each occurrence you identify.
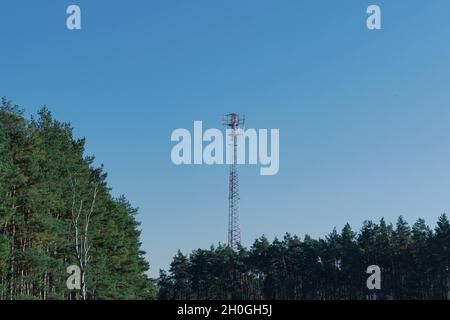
[223,113,244,250]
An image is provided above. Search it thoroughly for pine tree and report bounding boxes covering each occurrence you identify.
[0,98,153,300]
[159,215,450,300]
[433,214,450,299]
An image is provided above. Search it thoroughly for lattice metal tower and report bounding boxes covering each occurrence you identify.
[223,113,244,250]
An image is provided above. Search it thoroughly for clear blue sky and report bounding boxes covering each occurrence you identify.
[1,1,450,277]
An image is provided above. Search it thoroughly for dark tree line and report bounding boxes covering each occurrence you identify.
[0,98,154,300]
[158,216,450,300]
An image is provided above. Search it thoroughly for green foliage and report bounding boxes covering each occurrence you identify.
[159,217,450,300]
[0,98,153,300]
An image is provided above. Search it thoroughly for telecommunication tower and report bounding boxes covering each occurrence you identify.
[223,113,245,250]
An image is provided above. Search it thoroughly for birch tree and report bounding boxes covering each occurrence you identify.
[70,177,98,300]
